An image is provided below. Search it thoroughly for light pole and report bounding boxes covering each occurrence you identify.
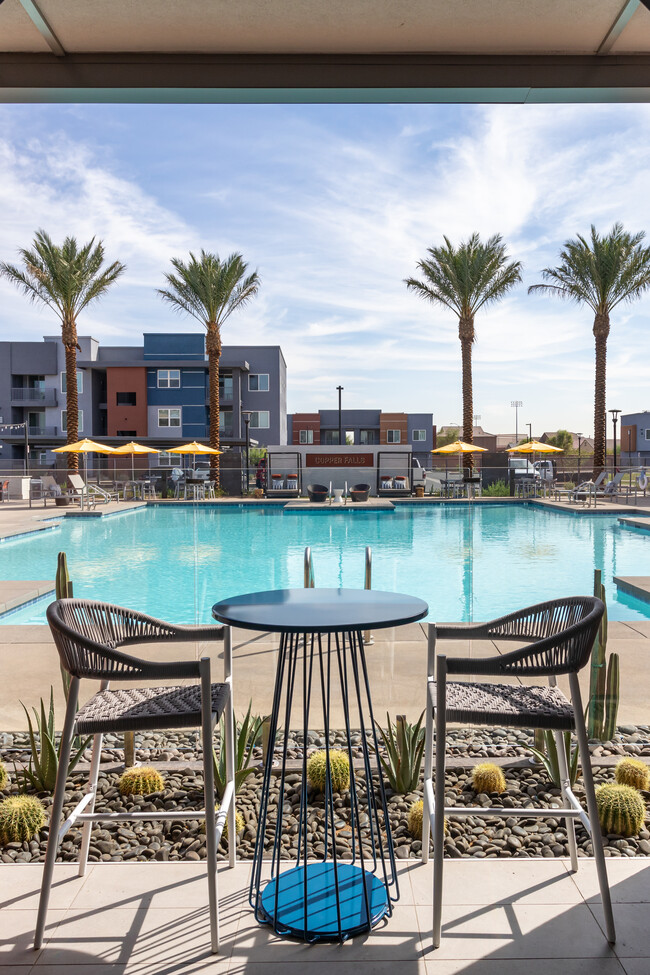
[511,401,522,446]
[576,433,583,481]
[336,385,344,446]
[609,409,621,472]
[241,410,252,494]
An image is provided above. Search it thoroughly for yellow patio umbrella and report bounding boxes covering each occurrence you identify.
[112,441,160,479]
[432,440,488,455]
[168,441,222,472]
[506,440,563,454]
[53,438,116,483]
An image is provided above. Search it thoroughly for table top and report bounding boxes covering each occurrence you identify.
[212,587,428,633]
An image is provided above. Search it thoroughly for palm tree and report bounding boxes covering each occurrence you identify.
[158,251,260,485]
[0,231,125,469]
[529,224,650,476]
[406,233,522,463]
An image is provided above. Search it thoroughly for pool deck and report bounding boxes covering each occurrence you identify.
[2,858,648,973]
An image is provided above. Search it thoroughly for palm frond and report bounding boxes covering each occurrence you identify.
[158,250,261,330]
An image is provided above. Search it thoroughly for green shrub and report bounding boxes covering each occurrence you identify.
[0,795,46,844]
[306,749,350,793]
[119,766,165,796]
[596,784,646,837]
[614,758,649,791]
[482,480,509,497]
[374,712,425,795]
[0,762,8,790]
[472,763,506,794]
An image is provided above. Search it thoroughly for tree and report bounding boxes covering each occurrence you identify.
[158,251,260,485]
[529,224,650,476]
[548,429,574,452]
[0,231,125,468]
[406,233,522,465]
[436,426,460,448]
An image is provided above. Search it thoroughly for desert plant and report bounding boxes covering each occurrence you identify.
[213,701,263,800]
[19,687,90,793]
[482,480,509,497]
[374,711,425,794]
[306,749,350,794]
[472,762,506,794]
[0,795,46,844]
[526,731,580,788]
[407,799,447,841]
[595,783,646,837]
[201,803,245,842]
[119,766,165,796]
[0,762,8,790]
[587,569,619,741]
[615,757,650,792]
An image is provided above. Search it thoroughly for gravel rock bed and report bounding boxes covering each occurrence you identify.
[1,763,649,865]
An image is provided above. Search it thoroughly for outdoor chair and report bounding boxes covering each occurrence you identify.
[307,483,329,502]
[66,474,97,508]
[69,473,119,504]
[0,479,9,502]
[35,599,236,955]
[595,470,627,499]
[423,596,615,949]
[350,483,371,502]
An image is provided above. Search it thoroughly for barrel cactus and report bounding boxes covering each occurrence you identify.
[596,784,646,837]
[614,758,649,792]
[472,763,506,795]
[119,766,165,796]
[201,803,245,841]
[0,795,46,844]
[306,749,350,793]
[0,762,8,790]
[407,799,447,841]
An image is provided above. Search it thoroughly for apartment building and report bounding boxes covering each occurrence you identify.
[0,333,287,464]
[288,408,433,466]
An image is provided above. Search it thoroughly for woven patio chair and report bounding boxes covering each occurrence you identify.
[422,596,615,949]
[35,599,236,955]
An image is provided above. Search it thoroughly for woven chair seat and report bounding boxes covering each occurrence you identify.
[75,683,229,735]
[435,680,575,730]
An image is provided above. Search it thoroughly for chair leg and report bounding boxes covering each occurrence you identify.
[422,625,436,865]
[35,678,80,951]
[200,658,220,954]
[570,673,616,944]
[552,729,579,872]
[78,731,104,877]
[223,627,236,869]
[433,655,448,949]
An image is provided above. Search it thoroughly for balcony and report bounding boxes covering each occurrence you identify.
[11,387,57,406]
[27,425,58,437]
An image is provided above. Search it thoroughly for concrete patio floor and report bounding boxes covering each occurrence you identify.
[1,858,648,973]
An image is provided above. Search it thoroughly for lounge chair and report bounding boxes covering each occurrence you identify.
[69,473,118,504]
[307,483,329,503]
[66,474,96,508]
[350,483,371,502]
[596,470,627,499]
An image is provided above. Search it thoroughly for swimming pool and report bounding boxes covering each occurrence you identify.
[1,503,649,624]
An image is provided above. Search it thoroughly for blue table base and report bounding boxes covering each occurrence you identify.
[259,862,390,942]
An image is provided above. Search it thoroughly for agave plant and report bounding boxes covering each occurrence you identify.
[526,730,579,789]
[212,701,263,800]
[374,711,426,794]
[19,687,90,793]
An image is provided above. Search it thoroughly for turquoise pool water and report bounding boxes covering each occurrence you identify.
[1,503,649,624]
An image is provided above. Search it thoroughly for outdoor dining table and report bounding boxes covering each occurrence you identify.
[212,587,428,943]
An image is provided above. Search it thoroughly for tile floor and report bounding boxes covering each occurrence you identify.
[1,858,647,974]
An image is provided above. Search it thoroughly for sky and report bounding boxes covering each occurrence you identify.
[1,100,650,438]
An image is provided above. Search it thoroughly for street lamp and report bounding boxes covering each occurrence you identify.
[511,401,522,445]
[241,410,252,494]
[336,385,344,446]
[576,433,583,481]
[609,409,621,472]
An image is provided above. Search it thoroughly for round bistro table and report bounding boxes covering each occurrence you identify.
[212,588,428,943]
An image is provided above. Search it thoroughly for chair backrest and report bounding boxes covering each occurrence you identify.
[603,470,626,493]
[47,598,193,680]
[308,484,328,493]
[353,483,371,491]
[482,596,604,676]
[68,473,86,492]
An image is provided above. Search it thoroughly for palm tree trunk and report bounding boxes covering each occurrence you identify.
[63,340,79,472]
[206,324,221,487]
[459,316,474,471]
[592,313,610,478]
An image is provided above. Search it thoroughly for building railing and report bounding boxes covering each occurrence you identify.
[10,387,57,406]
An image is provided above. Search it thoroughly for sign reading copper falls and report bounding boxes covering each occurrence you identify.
[305,453,374,467]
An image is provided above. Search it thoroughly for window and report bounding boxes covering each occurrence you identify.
[157,369,180,388]
[61,371,83,394]
[116,430,137,437]
[387,429,401,443]
[359,429,378,445]
[248,374,269,392]
[219,375,233,399]
[116,391,137,406]
[322,430,340,445]
[299,429,314,444]
[645,429,650,441]
[219,412,234,436]
[412,429,426,442]
[156,451,174,466]
[61,410,83,433]
[250,411,270,429]
[158,408,181,427]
